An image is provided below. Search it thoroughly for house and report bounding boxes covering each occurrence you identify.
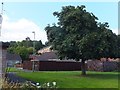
[30,51,77,62]
[6,53,22,67]
[24,51,81,71]
[24,45,119,72]
[23,46,81,71]
[30,52,58,61]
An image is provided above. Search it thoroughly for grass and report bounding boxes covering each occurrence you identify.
[6,67,22,72]
[15,71,119,88]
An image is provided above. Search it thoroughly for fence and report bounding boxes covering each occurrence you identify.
[23,61,81,71]
[23,60,118,72]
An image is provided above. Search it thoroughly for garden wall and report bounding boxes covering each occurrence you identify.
[87,60,118,72]
[23,61,33,70]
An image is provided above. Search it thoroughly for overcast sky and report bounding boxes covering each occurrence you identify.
[0,1,118,44]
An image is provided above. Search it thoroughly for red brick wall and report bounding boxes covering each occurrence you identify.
[15,64,23,68]
[87,60,118,71]
[87,60,103,71]
[23,61,32,70]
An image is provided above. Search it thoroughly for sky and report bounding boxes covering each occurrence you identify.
[0,1,118,44]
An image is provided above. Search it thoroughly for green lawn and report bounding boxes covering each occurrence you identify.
[6,67,22,72]
[16,71,118,88]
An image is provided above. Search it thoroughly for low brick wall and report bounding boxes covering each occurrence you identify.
[103,61,118,72]
[87,60,118,72]
[23,61,33,70]
[87,60,103,71]
[15,64,23,68]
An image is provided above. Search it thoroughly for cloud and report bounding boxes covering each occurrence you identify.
[2,0,118,2]
[0,15,47,44]
[111,28,118,35]
[0,15,118,45]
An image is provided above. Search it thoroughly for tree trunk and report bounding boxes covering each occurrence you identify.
[81,60,86,75]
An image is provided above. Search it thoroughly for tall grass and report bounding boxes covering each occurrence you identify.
[1,77,57,89]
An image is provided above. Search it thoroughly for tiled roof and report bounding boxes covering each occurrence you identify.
[31,52,77,62]
[31,52,58,61]
[6,53,22,61]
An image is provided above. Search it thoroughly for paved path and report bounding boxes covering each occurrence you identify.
[7,72,36,85]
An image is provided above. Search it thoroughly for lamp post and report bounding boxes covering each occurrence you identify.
[26,37,30,47]
[0,2,4,86]
[0,2,3,36]
[32,31,35,72]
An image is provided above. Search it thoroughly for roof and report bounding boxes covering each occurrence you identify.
[6,53,22,61]
[31,52,78,62]
[0,42,9,49]
[39,52,58,60]
[47,59,77,62]
[31,52,58,61]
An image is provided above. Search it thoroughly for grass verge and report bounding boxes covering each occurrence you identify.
[16,71,118,88]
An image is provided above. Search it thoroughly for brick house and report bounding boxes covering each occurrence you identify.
[24,51,81,71]
[24,46,119,72]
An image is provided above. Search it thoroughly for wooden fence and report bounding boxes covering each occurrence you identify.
[23,60,118,72]
[23,61,81,71]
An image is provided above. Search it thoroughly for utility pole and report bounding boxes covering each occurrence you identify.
[32,31,35,72]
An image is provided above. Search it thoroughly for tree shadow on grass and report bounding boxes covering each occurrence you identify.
[83,72,119,80]
[77,72,118,79]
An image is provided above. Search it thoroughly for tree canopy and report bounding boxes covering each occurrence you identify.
[45,5,119,75]
[7,38,45,61]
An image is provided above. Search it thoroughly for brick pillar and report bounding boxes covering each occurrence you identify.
[0,42,2,88]
[0,42,9,88]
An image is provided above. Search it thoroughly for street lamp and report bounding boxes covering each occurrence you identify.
[32,31,35,72]
[0,2,4,36]
[32,31,35,54]
[26,37,30,47]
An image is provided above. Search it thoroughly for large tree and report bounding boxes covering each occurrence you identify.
[117,35,120,58]
[45,5,118,75]
[7,46,34,61]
